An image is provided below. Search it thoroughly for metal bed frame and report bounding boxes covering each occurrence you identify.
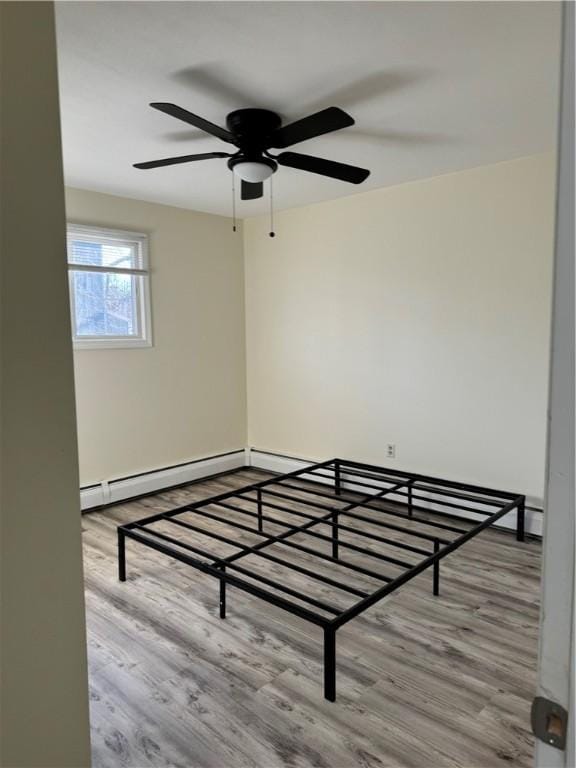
[117,458,526,701]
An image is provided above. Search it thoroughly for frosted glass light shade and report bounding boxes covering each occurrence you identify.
[233,161,274,183]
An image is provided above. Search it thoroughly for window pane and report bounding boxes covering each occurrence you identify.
[71,270,140,337]
[68,237,143,270]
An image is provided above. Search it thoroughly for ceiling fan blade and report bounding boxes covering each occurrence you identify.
[150,103,234,144]
[241,180,263,200]
[269,107,354,149]
[276,151,370,184]
[133,152,230,169]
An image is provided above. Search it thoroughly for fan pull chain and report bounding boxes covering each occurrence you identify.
[231,173,237,233]
[269,174,275,238]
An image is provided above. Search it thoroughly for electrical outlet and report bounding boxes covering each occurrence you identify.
[386,444,396,459]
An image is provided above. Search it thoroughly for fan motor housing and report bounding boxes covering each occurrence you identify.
[226,108,281,147]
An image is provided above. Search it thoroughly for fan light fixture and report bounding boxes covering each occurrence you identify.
[232,161,275,183]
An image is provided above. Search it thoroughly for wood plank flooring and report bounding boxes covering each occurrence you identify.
[82,469,541,768]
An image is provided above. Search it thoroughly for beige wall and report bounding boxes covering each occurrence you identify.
[0,4,91,765]
[245,154,555,503]
[65,188,246,486]
[69,153,555,501]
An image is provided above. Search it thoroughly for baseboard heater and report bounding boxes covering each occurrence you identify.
[248,449,544,538]
[80,446,543,537]
[80,449,247,511]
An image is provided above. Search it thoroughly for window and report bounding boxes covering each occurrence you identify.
[67,224,152,349]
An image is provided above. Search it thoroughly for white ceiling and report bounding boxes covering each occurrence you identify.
[55,1,561,218]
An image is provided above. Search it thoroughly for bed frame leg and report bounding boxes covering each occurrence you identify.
[332,511,339,559]
[324,627,336,702]
[516,498,526,542]
[433,539,440,596]
[219,567,226,619]
[257,488,263,533]
[118,529,126,582]
[408,481,414,517]
[334,461,342,496]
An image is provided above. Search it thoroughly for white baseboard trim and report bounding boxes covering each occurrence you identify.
[80,449,246,511]
[248,449,543,537]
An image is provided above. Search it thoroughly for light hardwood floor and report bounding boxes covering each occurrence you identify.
[83,468,541,768]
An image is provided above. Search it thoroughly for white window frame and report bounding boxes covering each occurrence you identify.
[67,224,152,350]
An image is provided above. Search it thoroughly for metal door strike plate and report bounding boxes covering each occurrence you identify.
[531,696,568,750]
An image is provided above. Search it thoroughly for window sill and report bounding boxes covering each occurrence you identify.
[73,337,152,350]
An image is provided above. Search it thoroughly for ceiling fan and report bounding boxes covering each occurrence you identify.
[133,104,370,200]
